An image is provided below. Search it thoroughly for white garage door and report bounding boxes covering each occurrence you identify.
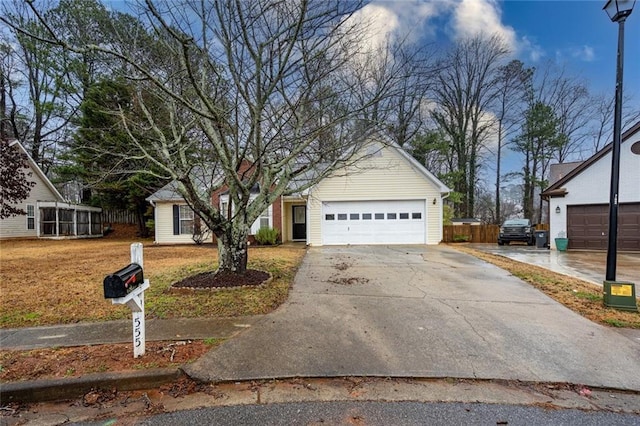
[322,200,426,245]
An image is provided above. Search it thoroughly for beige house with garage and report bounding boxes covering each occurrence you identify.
[147,140,450,246]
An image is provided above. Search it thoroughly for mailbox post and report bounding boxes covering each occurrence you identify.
[104,243,150,358]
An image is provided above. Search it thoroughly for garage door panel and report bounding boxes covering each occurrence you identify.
[322,200,425,245]
[619,203,640,250]
[567,203,639,251]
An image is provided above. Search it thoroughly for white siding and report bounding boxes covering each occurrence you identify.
[0,165,61,239]
[153,201,213,244]
[549,130,640,248]
[308,144,443,245]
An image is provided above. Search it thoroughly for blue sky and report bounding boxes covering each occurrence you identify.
[363,0,640,181]
[501,1,640,99]
[366,0,639,104]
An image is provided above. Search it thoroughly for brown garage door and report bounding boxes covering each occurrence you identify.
[567,203,640,251]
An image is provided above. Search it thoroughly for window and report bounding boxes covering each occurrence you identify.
[259,212,270,229]
[399,213,409,219]
[412,212,422,219]
[221,201,229,219]
[375,213,384,220]
[362,213,372,220]
[325,214,335,220]
[338,213,347,220]
[179,205,194,234]
[250,205,272,234]
[387,213,397,220]
[26,204,35,230]
[350,213,359,220]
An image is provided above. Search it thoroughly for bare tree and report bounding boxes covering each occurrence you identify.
[491,60,531,224]
[7,0,400,274]
[531,62,593,163]
[384,43,437,147]
[589,91,640,152]
[431,34,510,218]
[1,0,85,172]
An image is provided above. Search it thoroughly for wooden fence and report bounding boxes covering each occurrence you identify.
[442,224,549,244]
[102,209,138,225]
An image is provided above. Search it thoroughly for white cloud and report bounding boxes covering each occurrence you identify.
[520,36,545,63]
[348,4,400,55]
[572,45,595,62]
[451,0,517,51]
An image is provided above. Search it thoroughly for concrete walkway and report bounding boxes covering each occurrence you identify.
[185,245,640,391]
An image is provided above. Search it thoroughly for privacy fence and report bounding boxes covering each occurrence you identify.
[102,209,138,225]
[442,224,550,244]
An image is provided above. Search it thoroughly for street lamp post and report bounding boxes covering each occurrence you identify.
[602,0,637,311]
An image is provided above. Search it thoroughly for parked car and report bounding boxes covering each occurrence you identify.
[498,219,535,246]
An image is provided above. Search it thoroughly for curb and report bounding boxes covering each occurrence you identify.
[0,368,181,403]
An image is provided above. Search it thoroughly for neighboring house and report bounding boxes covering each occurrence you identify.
[0,141,102,239]
[542,121,640,251]
[147,140,451,246]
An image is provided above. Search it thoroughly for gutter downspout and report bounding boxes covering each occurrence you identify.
[148,200,158,244]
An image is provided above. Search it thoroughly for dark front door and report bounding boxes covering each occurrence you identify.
[292,205,307,240]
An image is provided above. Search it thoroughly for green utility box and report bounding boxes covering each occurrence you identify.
[603,281,638,312]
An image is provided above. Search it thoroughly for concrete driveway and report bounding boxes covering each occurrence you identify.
[470,244,640,285]
[185,245,640,390]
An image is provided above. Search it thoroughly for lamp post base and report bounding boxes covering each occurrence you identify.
[603,281,638,312]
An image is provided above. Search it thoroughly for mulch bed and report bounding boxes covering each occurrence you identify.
[171,269,270,289]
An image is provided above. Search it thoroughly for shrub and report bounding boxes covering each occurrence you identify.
[453,234,470,242]
[255,227,280,245]
[192,218,212,245]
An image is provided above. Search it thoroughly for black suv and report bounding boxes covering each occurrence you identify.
[498,219,535,246]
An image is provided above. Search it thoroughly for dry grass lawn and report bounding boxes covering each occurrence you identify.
[452,245,640,329]
[0,237,306,328]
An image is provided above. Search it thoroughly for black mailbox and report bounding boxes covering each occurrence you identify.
[103,263,144,298]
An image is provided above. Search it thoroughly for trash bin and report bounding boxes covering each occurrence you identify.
[535,230,548,248]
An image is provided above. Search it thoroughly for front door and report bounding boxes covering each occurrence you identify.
[292,205,307,241]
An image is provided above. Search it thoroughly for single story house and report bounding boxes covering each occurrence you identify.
[147,140,451,246]
[541,120,640,251]
[0,141,102,239]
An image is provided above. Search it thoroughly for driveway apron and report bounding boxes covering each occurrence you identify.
[184,246,640,390]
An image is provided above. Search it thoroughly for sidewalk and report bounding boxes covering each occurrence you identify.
[0,316,261,351]
[0,317,262,403]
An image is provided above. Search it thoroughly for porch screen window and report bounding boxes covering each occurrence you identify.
[26,204,35,230]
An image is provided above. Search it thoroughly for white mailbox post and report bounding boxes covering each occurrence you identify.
[110,243,150,358]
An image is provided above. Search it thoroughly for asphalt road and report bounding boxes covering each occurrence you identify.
[185,245,640,390]
[117,401,640,426]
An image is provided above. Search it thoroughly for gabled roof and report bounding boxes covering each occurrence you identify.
[146,136,451,203]
[390,141,451,194]
[146,180,184,202]
[7,140,65,202]
[146,165,223,202]
[542,120,640,198]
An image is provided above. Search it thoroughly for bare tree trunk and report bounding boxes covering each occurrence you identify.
[217,224,250,274]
